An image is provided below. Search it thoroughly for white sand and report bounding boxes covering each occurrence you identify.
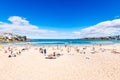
[0,44,120,80]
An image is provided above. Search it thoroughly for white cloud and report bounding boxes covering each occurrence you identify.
[8,16,29,25]
[0,16,57,38]
[2,16,120,39]
[72,19,120,38]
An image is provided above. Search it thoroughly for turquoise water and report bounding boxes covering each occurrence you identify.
[2,39,120,46]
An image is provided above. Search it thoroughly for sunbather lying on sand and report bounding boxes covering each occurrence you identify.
[111,49,120,54]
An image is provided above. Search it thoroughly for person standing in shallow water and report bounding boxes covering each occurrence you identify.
[43,49,47,55]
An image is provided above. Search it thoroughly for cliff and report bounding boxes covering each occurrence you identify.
[0,33,28,42]
[81,35,120,40]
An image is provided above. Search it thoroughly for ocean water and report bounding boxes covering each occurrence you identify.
[1,39,120,46]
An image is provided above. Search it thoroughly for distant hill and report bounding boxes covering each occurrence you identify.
[0,33,28,42]
[81,35,120,40]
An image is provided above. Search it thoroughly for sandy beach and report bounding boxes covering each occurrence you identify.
[1,0,120,80]
[0,44,120,80]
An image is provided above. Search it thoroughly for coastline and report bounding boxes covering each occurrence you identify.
[1,39,120,46]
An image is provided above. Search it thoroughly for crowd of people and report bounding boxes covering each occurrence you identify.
[0,43,120,59]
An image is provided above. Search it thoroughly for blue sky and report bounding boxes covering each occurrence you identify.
[0,0,120,39]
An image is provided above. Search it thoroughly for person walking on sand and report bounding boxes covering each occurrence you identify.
[43,49,47,55]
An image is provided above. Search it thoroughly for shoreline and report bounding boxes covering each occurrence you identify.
[1,39,120,46]
[1,43,120,48]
